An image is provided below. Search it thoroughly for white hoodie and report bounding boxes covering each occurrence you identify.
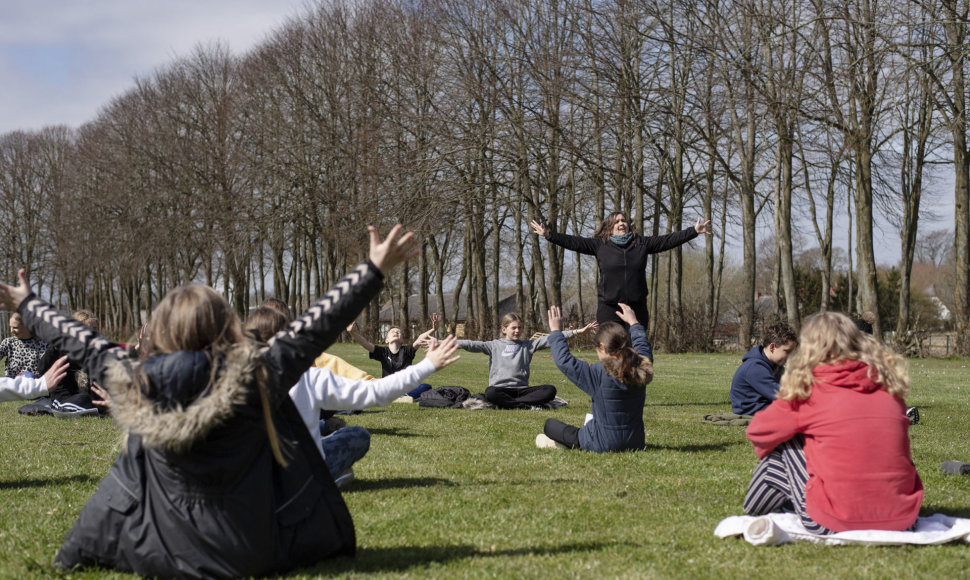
[288,358,435,459]
[0,376,49,402]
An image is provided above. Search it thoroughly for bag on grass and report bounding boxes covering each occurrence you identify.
[418,386,470,408]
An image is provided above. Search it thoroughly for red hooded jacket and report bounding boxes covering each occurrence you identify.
[746,360,923,532]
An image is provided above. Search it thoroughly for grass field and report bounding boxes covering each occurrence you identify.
[2,344,970,579]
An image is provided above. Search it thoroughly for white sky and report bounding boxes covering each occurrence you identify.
[0,0,954,268]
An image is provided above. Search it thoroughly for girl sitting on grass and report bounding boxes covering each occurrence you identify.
[536,303,653,450]
[743,311,923,534]
[456,312,596,409]
[245,306,460,488]
[0,225,417,579]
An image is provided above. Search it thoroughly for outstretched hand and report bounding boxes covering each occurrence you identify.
[424,335,460,370]
[0,269,33,312]
[695,217,713,235]
[547,305,562,332]
[529,220,547,237]
[42,355,69,390]
[368,225,420,275]
[575,320,598,335]
[616,303,639,326]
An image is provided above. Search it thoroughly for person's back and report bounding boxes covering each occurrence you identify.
[743,311,922,533]
[0,225,418,578]
[539,304,649,452]
[45,284,361,578]
[729,322,797,415]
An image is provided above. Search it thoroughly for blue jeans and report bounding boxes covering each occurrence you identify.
[319,425,371,480]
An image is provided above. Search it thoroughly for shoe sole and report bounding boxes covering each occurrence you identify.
[535,433,567,449]
[51,410,99,419]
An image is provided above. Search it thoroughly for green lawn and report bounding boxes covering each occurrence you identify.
[2,346,969,578]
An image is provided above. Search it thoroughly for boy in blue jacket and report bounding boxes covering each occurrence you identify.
[729,321,797,415]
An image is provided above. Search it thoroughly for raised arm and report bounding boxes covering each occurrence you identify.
[346,321,376,353]
[547,306,598,394]
[455,339,494,355]
[545,231,599,255]
[266,225,418,390]
[617,303,653,361]
[640,225,700,254]
[0,356,67,402]
[0,270,125,384]
[301,336,460,410]
[531,219,599,255]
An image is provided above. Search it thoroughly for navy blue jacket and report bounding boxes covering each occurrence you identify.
[550,324,651,452]
[729,345,783,415]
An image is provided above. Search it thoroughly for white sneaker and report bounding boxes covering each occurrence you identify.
[535,433,567,449]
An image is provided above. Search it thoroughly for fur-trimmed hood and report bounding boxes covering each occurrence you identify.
[103,341,259,452]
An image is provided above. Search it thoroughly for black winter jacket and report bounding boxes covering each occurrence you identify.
[546,227,698,324]
[18,261,383,579]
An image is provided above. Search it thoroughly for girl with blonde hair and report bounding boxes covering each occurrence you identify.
[743,311,923,534]
[0,225,418,579]
[456,311,596,409]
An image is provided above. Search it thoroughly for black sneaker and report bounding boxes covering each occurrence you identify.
[17,397,53,415]
[941,461,970,475]
[906,406,919,425]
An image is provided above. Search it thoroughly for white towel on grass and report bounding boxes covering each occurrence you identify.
[714,513,970,546]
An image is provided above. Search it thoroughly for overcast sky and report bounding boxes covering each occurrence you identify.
[0,0,952,267]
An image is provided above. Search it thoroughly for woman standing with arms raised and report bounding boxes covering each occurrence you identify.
[530,213,711,327]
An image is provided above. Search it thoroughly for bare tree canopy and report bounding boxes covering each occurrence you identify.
[1,0,965,351]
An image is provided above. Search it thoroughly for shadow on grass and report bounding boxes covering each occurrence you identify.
[366,427,425,438]
[0,473,100,490]
[470,477,582,487]
[647,401,731,407]
[643,441,744,453]
[343,477,457,492]
[299,540,627,575]
[921,505,970,519]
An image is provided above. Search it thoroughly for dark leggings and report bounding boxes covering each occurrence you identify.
[544,418,581,449]
[743,435,833,534]
[597,300,649,329]
[484,385,556,409]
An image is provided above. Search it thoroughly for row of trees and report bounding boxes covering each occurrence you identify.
[1,0,969,351]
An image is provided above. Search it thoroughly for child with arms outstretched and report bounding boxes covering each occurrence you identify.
[457,312,596,409]
[246,307,460,486]
[536,304,653,451]
[347,313,438,378]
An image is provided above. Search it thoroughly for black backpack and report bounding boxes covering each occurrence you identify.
[417,386,470,408]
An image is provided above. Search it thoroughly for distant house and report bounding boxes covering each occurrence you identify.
[924,285,952,321]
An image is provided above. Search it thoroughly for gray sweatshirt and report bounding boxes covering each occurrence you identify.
[457,331,574,389]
